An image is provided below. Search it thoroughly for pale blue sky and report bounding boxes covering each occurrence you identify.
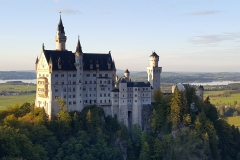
[0,0,240,72]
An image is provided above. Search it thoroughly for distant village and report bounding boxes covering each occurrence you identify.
[0,81,35,96]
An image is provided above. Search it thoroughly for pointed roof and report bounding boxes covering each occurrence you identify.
[76,36,83,54]
[49,56,52,64]
[150,51,159,57]
[57,15,65,34]
[125,69,130,73]
[35,56,39,64]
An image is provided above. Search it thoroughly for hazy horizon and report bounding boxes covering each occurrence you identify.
[1,1,240,72]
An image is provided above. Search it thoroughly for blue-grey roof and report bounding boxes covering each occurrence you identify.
[119,78,127,83]
[43,50,115,71]
[127,82,151,87]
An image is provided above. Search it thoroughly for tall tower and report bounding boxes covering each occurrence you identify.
[147,51,162,93]
[55,15,67,51]
[74,36,84,111]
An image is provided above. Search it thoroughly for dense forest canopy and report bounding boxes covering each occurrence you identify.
[0,87,240,159]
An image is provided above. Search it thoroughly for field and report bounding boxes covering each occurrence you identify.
[0,84,36,92]
[0,94,35,110]
[227,116,240,128]
[204,91,240,105]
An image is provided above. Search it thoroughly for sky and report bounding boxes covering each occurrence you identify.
[0,0,240,72]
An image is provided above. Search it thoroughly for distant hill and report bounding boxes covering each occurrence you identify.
[1,70,240,83]
[117,71,240,83]
[0,71,35,80]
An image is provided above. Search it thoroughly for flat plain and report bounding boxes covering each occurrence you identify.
[0,94,35,110]
[204,91,240,105]
[227,116,240,128]
[0,84,35,92]
[0,84,36,110]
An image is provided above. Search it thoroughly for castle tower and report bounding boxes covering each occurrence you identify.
[124,69,130,82]
[74,36,84,111]
[196,85,204,100]
[55,15,67,51]
[147,51,162,93]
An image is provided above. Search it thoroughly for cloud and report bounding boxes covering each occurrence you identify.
[186,10,223,16]
[188,33,240,45]
[56,8,81,15]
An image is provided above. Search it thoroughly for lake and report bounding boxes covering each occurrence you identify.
[190,81,240,86]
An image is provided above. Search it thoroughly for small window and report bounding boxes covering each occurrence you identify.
[55,89,58,92]
[55,74,58,77]
[93,74,96,77]
[73,74,76,77]
[69,74,71,77]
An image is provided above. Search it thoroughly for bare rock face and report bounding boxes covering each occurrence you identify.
[142,104,154,131]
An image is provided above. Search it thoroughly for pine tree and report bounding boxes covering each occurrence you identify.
[152,138,164,160]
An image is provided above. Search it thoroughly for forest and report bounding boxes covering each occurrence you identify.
[0,88,240,160]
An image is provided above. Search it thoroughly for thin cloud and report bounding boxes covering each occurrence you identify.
[56,8,81,15]
[186,10,223,16]
[189,33,240,45]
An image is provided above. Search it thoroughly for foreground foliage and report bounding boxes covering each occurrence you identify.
[1,87,240,159]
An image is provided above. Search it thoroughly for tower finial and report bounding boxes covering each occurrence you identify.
[76,35,83,54]
[42,43,45,50]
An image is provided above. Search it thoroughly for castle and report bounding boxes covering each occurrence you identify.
[35,16,161,128]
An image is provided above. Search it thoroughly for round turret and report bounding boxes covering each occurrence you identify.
[124,69,130,82]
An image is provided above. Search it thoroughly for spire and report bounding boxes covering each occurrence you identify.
[76,35,83,54]
[125,69,130,73]
[57,13,65,34]
[35,56,39,64]
[49,56,52,64]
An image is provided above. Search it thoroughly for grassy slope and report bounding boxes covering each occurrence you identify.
[0,94,35,110]
[204,91,240,105]
[227,116,240,128]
